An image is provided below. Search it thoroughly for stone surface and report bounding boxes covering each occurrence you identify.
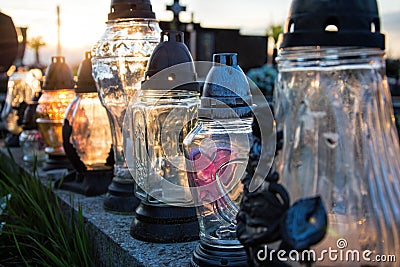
[0,145,197,267]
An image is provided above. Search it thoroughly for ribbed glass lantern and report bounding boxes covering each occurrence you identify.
[1,68,42,146]
[92,0,161,212]
[36,56,75,170]
[59,52,113,196]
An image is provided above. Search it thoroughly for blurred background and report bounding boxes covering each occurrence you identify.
[1,0,399,99]
[1,0,399,66]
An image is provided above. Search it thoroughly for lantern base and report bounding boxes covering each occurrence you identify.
[190,241,248,267]
[42,154,74,171]
[103,180,139,213]
[55,169,113,196]
[5,133,20,147]
[130,202,199,243]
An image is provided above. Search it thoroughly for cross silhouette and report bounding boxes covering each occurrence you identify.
[167,0,186,22]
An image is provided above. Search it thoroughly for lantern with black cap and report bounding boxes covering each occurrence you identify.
[92,0,161,212]
[124,30,200,243]
[36,56,75,170]
[58,52,113,196]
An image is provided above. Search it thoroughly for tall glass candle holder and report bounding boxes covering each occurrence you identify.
[60,52,114,196]
[1,68,42,147]
[272,0,400,266]
[92,0,161,212]
[125,31,200,243]
[184,53,253,267]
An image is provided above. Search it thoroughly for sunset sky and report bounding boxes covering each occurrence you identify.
[1,0,400,67]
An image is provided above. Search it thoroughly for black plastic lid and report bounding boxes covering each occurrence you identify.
[141,31,198,91]
[280,0,385,49]
[43,56,74,90]
[76,52,97,93]
[199,53,253,119]
[108,0,156,20]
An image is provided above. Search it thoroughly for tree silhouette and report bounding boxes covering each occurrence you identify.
[266,24,283,45]
[265,24,284,66]
[28,36,46,67]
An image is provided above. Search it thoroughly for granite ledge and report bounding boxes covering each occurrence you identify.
[0,145,197,267]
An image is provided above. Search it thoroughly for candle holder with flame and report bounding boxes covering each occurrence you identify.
[92,0,161,213]
[36,56,75,170]
[58,52,114,196]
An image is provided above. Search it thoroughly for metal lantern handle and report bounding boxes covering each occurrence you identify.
[214,158,248,224]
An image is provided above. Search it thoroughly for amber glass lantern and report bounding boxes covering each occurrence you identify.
[58,52,114,196]
[36,56,75,170]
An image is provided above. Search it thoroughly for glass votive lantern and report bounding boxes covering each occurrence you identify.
[125,31,200,242]
[59,51,113,196]
[271,0,400,266]
[92,0,161,212]
[36,56,75,169]
[183,53,253,266]
[19,93,47,163]
[1,68,42,146]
